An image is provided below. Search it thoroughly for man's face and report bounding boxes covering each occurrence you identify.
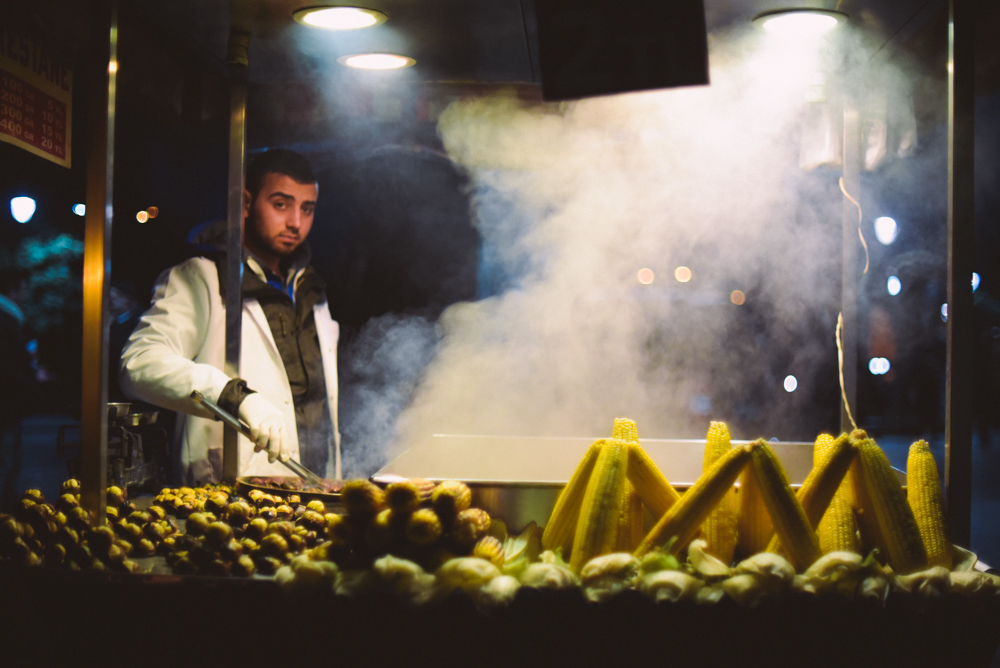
[243,172,318,262]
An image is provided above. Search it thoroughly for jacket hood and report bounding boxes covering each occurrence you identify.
[187,218,312,270]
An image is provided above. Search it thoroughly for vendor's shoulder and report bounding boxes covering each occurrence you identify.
[155,256,220,291]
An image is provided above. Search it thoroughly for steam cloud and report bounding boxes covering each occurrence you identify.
[349,27,933,473]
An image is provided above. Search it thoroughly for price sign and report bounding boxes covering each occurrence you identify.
[0,23,72,168]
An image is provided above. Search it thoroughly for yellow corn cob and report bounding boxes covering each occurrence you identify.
[795,433,855,528]
[634,443,752,558]
[570,439,629,572]
[815,433,859,554]
[699,421,737,564]
[614,481,645,553]
[736,457,773,557]
[750,441,822,571]
[856,438,928,574]
[818,492,859,554]
[907,440,952,569]
[613,417,639,443]
[542,439,604,552]
[626,442,681,519]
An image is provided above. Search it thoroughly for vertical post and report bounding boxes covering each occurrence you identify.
[840,106,861,433]
[80,0,117,524]
[945,0,974,546]
[223,4,250,482]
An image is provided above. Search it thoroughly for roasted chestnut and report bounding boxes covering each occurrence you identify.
[106,486,125,507]
[55,493,80,513]
[232,554,256,577]
[305,499,326,513]
[22,489,45,504]
[61,479,81,495]
[204,521,233,549]
[185,512,210,537]
[260,533,288,557]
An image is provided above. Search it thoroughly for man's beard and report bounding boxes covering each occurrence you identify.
[246,213,299,257]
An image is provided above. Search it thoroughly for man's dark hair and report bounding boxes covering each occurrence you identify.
[245,149,316,200]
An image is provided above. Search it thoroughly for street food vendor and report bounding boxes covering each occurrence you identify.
[120,149,340,483]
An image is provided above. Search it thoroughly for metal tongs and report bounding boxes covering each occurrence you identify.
[191,390,323,485]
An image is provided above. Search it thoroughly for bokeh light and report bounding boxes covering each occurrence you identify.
[340,54,415,70]
[72,204,86,217]
[730,290,746,305]
[136,210,149,223]
[874,217,898,245]
[637,268,655,285]
[783,375,798,392]
[869,357,891,375]
[887,276,901,296]
[674,266,692,283]
[972,272,980,292]
[10,196,36,223]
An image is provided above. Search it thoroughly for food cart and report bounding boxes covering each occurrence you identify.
[1,0,997,664]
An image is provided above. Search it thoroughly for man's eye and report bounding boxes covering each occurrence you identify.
[303,207,315,215]
[273,201,285,209]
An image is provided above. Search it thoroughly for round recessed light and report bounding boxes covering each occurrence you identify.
[339,53,415,70]
[752,9,847,36]
[293,6,387,30]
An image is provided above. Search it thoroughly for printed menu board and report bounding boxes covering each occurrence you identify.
[0,23,72,168]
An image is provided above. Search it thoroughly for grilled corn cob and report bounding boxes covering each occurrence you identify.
[570,439,629,572]
[700,421,737,564]
[907,440,951,569]
[856,438,927,574]
[736,457,773,557]
[614,481,645,553]
[542,439,604,552]
[749,441,821,572]
[634,443,752,558]
[626,442,681,519]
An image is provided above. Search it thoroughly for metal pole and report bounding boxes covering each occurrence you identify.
[945,0,975,547]
[840,106,861,434]
[223,2,250,482]
[80,0,117,524]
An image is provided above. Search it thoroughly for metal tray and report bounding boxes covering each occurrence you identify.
[235,476,343,503]
[372,434,907,531]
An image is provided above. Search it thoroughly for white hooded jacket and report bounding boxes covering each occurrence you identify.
[119,255,341,483]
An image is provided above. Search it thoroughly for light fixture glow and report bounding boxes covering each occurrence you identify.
[887,276,901,296]
[674,266,692,283]
[874,216,898,245]
[753,9,846,37]
[972,272,981,292]
[72,204,86,217]
[730,290,746,306]
[136,210,149,223]
[869,357,891,375]
[293,6,387,30]
[339,53,415,70]
[941,303,948,322]
[637,268,655,285]
[10,197,36,223]
[783,375,798,392]
[147,206,159,219]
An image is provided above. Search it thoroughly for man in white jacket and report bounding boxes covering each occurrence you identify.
[120,149,340,483]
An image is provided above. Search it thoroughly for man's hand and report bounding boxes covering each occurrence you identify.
[238,393,289,464]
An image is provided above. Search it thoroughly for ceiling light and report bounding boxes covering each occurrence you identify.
[753,9,847,37]
[339,53,415,70]
[293,6,387,30]
[10,197,36,223]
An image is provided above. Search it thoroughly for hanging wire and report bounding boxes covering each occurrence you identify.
[836,311,859,431]
[839,176,869,275]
